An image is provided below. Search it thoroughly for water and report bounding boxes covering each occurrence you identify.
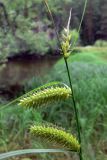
[0,55,59,99]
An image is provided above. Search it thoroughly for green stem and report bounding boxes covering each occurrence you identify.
[64,57,82,160]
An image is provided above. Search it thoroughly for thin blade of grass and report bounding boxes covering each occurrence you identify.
[0,149,71,160]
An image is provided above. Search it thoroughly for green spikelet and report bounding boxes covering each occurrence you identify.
[30,125,80,152]
[18,83,71,108]
[61,9,72,58]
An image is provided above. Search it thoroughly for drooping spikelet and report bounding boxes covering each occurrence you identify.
[18,83,71,108]
[30,125,80,152]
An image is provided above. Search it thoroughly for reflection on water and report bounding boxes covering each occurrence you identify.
[0,56,59,87]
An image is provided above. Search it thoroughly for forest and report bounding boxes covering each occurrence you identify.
[0,0,107,62]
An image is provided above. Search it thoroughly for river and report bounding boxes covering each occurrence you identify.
[0,55,60,99]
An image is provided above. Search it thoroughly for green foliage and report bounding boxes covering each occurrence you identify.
[0,105,42,151]
[0,0,59,61]
[0,0,85,62]
[0,0,107,61]
[94,40,107,47]
[16,31,50,55]
[0,31,18,58]
[70,29,79,45]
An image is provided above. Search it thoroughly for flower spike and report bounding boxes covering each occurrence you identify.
[30,124,80,152]
[19,82,71,109]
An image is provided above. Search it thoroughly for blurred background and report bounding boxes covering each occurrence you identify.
[0,0,107,160]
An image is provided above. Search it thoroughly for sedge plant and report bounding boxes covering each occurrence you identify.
[0,0,88,159]
[43,0,87,160]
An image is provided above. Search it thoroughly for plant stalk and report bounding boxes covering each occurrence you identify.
[64,57,82,160]
[43,0,88,159]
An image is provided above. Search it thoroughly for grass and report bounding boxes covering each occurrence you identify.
[57,46,107,65]
[0,105,42,152]
[0,47,107,160]
[75,46,107,62]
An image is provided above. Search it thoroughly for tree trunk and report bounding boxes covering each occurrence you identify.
[100,0,107,40]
